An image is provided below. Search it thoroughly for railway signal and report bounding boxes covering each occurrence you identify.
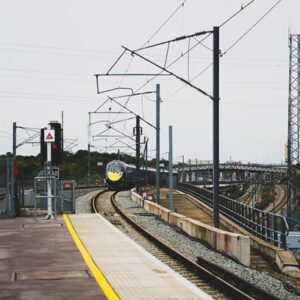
[40,122,63,166]
[40,121,63,219]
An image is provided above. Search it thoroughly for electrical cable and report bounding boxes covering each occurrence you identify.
[0,130,12,136]
[0,67,90,77]
[0,94,100,103]
[92,1,191,155]
[0,47,106,58]
[163,0,283,101]
[98,0,190,129]
[220,0,255,27]
[142,0,189,48]
[0,41,112,53]
[130,0,257,95]
[0,90,101,101]
[93,0,260,153]
[187,38,191,81]
[223,0,283,55]
[0,73,93,83]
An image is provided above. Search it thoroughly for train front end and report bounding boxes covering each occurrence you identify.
[105,160,126,190]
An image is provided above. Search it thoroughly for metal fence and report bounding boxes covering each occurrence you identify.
[33,175,75,217]
[0,156,16,218]
[177,182,289,250]
[0,166,76,218]
[0,157,7,216]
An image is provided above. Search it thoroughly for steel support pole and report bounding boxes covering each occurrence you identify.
[213,26,220,228]
[11,122,17,216]
[168,126,174,211]
[46,125,53,219]
[287,34,292,220]
[88,113,91,185]
[298,35,300,164]
[156,84,160,203]
[6,155,11,216]
[13,122,16,159]
[182,155,184,182]
[136,115,141,193]
[145,138,148,186]
[61,111,64,160]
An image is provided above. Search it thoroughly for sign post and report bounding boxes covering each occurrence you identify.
[44,127,55,219]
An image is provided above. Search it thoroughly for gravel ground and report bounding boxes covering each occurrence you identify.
[75,190,99,213]
[75,190,300,300]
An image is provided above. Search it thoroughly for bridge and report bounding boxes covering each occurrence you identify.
[176,162,287,183]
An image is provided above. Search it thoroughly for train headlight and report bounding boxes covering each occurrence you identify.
[107,171,123,182]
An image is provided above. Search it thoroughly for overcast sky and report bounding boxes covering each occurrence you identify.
[1,0,300,164]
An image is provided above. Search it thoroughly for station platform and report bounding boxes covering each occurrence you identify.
[0,216,105,300]
[66,213,213,300]
[0,213,213,300]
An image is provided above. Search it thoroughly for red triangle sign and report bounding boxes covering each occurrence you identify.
[46,132,54,140]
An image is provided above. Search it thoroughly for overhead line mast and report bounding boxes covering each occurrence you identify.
[287,33,300,220]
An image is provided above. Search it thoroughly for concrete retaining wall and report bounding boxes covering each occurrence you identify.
[175,192,300,275]
[131,190,250,266]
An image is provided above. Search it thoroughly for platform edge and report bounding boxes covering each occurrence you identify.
[63,213,120,300]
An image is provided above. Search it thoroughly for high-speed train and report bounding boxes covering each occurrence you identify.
[105,160,177,191]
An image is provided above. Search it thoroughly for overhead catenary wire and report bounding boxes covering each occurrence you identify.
[0,73,94,83]
[94,0,255,131]
[0,67,91,77]
[94,0,189,127]
[124,0,257,95]
[122,45,214,100]
[134,30,212,52]
[0,135,11,140]
[0,47,108,58]
[223,0,283,55]
[0,41,114,54]
[219,0,255,27]
[0,94,100,104]
[0,90,102,101]
[142,0,189,48]
[0,130,12,136]
[92,0,279,155]
[163,0,284,101]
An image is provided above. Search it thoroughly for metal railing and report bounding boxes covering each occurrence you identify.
[177,183,289,249]
[34,175,58,219]
[33,176,76,217]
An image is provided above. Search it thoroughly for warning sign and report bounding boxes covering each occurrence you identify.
[44,130,55,142]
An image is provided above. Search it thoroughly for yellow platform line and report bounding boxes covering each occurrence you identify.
[63,213,120,300]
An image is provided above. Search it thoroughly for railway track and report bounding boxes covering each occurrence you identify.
[239,184,287,215]
[239,186,255,206]
[265,185,287,214]
[92,190,279,300]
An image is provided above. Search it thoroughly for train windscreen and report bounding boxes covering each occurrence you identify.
[106,162,125,182]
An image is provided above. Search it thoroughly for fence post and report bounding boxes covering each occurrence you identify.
[6,156,10,216]
[281,217,287,250]
[6,154,16,217]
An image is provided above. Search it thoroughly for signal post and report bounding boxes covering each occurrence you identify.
[44,126,55,219]
[41,121,63,219]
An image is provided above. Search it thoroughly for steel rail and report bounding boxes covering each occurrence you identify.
[110,191,279,300]
[91,190,107,213]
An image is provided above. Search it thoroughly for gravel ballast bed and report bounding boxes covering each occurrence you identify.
[74,190,299,299]
[75,190,99,213]
[115,191,300,300]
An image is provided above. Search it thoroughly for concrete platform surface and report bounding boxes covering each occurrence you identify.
[0,216,105,300]
[68,213,213,300]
